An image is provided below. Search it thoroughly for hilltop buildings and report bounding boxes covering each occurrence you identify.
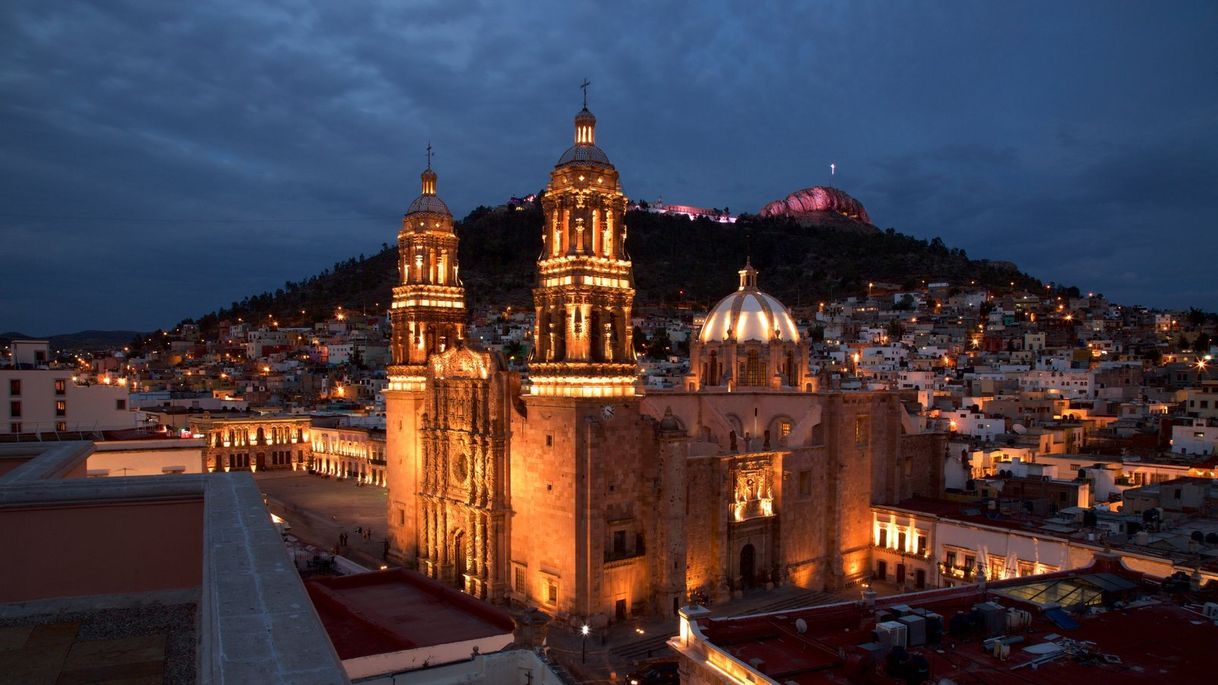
[384,103,947,624]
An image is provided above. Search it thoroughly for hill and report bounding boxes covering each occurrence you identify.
[1,330,145,352]
[180,205,1048,336]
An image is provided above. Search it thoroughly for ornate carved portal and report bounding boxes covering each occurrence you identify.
[416,347,508,602]
[731,457,774,522]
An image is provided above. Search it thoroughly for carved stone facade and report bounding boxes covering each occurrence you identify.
[416,347,513,601]
[189,415,311,473]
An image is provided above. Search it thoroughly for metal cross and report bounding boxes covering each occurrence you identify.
[426,142,433,169]
[580,79,591,108]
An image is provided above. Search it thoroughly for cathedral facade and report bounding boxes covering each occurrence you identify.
[385,103,946,624]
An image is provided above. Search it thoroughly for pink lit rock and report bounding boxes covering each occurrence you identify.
[760,186,871,224]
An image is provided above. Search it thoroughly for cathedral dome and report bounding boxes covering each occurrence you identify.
[406,164,451,216]
[556,106,612,167]
[406,194,451,216]
[699,262,801,344]
[557,144,612,166]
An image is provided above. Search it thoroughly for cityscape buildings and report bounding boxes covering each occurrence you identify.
[2,91,1217,685]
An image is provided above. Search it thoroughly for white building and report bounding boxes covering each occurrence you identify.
[1018,369,1094,399]
[3,368,135,435]
[945,409,1005,440]
[1171,421,1218,456]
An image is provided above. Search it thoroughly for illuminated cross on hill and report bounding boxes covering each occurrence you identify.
[830,162,836,176]
[580,79,591,108]
[426,142,433,169]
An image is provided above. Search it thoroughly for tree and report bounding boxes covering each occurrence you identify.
[1194,333,1211,352]
[632,325,649,354]
[646,329,673,359]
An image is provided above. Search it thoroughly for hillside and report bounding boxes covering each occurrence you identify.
[1,330,145,352]
[182,205,1047,336]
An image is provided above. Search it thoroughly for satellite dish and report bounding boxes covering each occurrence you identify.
[795,618,807,634]
[1012,424,1027,435]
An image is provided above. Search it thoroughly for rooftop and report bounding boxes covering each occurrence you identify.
[306,568,515,661]
[676,557,1218,684]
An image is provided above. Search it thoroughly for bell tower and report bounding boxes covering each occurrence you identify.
[529,98,638,398]
[386,150,466,566]
[388,151,466,389]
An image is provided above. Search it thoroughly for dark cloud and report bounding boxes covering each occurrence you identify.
[1,0,1216,333]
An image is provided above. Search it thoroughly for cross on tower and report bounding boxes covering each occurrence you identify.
[580,79,591,109]
[426,142,433,169]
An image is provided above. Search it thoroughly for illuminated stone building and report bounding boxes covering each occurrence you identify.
[189,414,311,472]
[310,424,387,486]
[387,100,947,624]
[385,157,467,570]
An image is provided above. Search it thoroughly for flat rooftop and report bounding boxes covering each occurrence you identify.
[0,599,196,685]
[689,558,1217,684]
[307,569,515,661]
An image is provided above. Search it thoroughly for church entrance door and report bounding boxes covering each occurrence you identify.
[740,544,756,589]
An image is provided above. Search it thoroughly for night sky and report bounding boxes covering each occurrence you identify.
[2,1,1215,334]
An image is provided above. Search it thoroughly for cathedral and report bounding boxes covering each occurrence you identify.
[384,100,946,624]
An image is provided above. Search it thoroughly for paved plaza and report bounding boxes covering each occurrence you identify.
[255,471,391,570]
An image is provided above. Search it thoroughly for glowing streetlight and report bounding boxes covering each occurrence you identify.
[581,624,590,663]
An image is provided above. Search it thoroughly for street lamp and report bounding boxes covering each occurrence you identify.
[581,624,590,663]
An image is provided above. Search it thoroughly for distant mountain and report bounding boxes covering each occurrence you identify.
[180,203,1048,338]
[0,330,145,351]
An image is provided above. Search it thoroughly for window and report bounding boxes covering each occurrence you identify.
[514,567,526,594]
[116,399,126,411]
[917,535,927,556]
[898,531,907,552]
[9,401,20,418]
[55,421,67,432]
[878,528,887,548]
[398,509,406,526]
[8,379,19,396]
[945,550,957,568]
[545,579,558,605]
[545,434,553,447]
[798,470,812,496]
[613,530,627,557]
[54,379,65,396]
[55,400,66,417]
[855,415,870,447]
[779,420,792,439]
[10,423,21,433]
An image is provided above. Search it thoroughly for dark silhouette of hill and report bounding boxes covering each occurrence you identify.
[1,330,144,351]
[180,204,1046,338]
